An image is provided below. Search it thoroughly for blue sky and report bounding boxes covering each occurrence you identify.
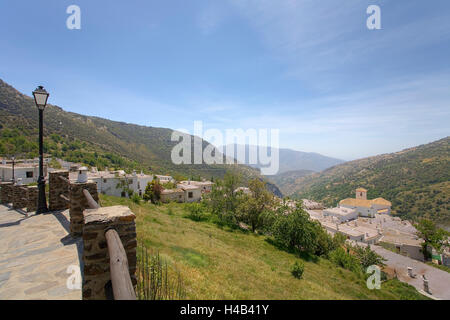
[1,0,449,160]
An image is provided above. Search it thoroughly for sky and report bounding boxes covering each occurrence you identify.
[0,0,449,160]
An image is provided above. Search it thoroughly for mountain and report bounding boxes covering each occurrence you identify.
[268,169,315,195]
[280,137,450,228]
[225,144,344,174]
[0,79,261,184]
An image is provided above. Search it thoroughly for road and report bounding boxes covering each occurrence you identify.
[358,241,450,300]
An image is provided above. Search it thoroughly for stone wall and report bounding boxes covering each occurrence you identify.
[82,205,137,300]
[12,185,28,209]
[26,186,39,212]
[49,171,70,211]
[69,181,99,237]
[0,182,13,204]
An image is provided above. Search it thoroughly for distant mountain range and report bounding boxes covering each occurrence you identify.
[224,144,344,174]
[276,137,450,229]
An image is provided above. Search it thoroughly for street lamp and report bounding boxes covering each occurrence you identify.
[11,156,15,183]
[33,86,49,214]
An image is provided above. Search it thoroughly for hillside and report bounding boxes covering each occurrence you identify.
[0,79,260,183]
[268,169,315,195]
[100,194,428,300]
[226,144,344,174]
[280,138,450,228]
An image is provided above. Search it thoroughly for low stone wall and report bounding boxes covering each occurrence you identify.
[26,186,39,212]
[69,181,98,237]
[0,182,13,204]
[49,171,70,211]
[12,185,28,209]
[82,205,137,300]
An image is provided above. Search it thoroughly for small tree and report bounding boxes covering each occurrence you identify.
[143,178,163,204]
[415,218,449,260]
[352,245,386,270]
[271,207,320,254]
[291,261,305,279]
[237,179,274,232]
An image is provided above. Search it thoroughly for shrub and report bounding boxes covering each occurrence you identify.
[271,208,320,254]
[131,193,141,204]
[291,261,305,279]
[136,244,185,300]
[185,202,209,222]
[329,247,362,274]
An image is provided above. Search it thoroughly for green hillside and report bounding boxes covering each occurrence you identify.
[268,169,315,195]
[100,194,428,300]
[0,79,259,182]
[280,138,450,228]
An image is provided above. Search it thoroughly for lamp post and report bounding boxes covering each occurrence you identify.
[33,86,49,214]
[11,156,15,183]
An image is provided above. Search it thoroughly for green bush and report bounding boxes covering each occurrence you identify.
[131,193,141,204]
[291,261,305,279]
[329,247,362,274]
[184,202,209,222]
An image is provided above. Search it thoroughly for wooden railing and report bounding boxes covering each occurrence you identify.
[83,189,136,300]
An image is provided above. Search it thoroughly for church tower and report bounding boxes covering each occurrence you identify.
[356,187,367,200]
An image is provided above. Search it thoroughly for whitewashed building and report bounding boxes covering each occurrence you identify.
[0,160,47,184]
[179,180,213,193]
[339,188,391,217]
[323,207,358,223]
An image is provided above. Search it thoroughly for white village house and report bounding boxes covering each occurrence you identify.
[0,159,48,184]
[69,168,159,198]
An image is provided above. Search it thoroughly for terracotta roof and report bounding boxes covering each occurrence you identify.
[340,198,373,208]
[371,197,392,206]
[340,197,392,208]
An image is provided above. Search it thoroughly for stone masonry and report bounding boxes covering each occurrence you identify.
[0,182,13,204]
[26,186,39,212]
[49,171,70,211]
[12,185,28,209]
[69,181,98,237]
[82,205,137,300]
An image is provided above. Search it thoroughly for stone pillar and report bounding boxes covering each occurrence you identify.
[0,182,13,204]
[12,185,28,209]
[423,278,431,294]
[26,186,39,212]
[407,267,413,278]
[69,181,98,237]
[82,205,137,300]
[49,171,70,211]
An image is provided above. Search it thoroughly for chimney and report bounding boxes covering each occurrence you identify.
[77,167,88,183]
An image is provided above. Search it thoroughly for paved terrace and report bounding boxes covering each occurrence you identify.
[0,205,82,299]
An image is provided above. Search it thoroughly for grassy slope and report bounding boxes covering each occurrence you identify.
[100,195,428,300]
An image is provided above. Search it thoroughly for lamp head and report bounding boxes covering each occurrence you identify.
[32,86,49,110]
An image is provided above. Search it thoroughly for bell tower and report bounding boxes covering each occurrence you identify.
[356,188,367,200]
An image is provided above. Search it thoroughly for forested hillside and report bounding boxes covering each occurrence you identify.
[0,79,260,182]
[279,138,450,228]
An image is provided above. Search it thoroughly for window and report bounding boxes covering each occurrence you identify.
[188,192,193,198]
[26,171,33,178]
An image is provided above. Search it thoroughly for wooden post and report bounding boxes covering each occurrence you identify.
[105,229,136,300]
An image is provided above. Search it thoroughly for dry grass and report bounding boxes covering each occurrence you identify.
[100,195,428,300]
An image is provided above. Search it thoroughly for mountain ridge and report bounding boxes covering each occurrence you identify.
[0,79,265,185]
[277,137,450,228]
